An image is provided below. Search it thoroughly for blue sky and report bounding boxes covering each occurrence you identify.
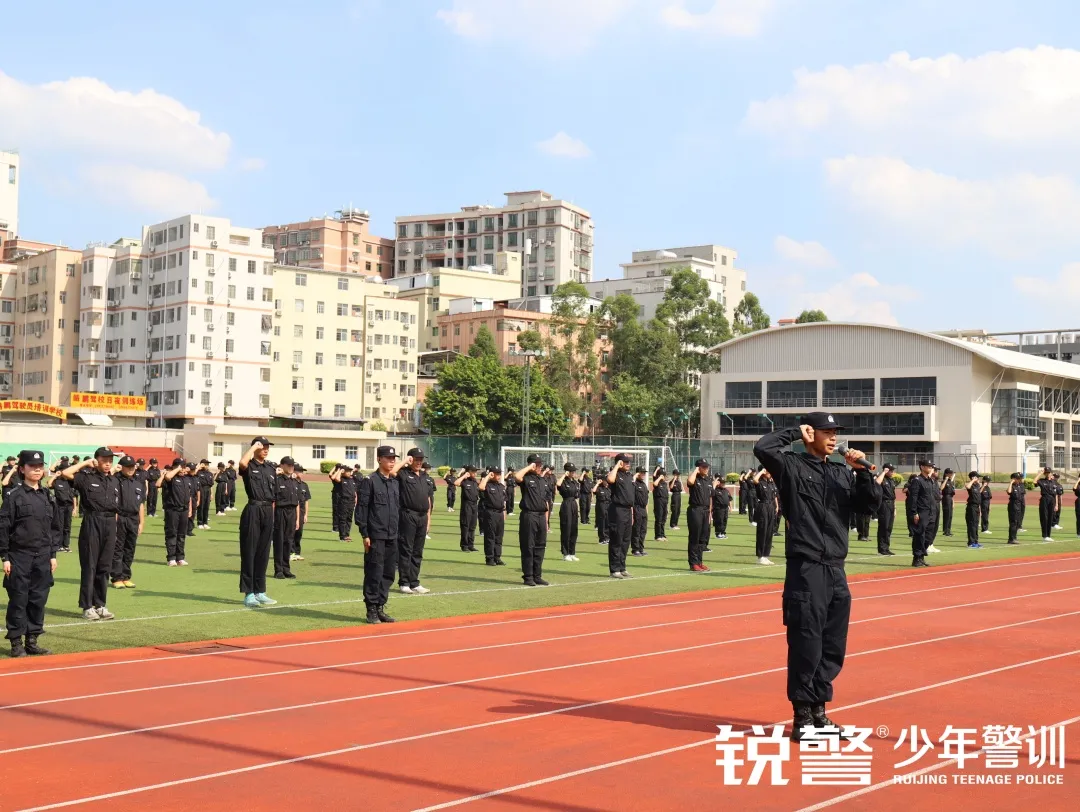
[3,0,1079,330]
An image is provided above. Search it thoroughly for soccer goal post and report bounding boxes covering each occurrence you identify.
[500,446,676,476]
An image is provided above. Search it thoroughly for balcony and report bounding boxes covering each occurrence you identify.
[725,398,762,409]
[425,241,448,254]
[765,397,818,409]
[822,397,875,408]
[880,396,937,407]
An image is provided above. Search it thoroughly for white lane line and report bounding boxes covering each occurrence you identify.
[4,589,1078,757]
[793,714,1080,811]
[9,553,1077,678]
[16,618,1080,812]
[411,655,1080,812]
[5,565,1076,710]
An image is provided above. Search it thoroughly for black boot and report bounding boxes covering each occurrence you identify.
[9,638,27,658]
[812,704,848,739]
[365,607,381,624]
[376,607,396,623]
[25,636,50,656]
[790,705,814,741]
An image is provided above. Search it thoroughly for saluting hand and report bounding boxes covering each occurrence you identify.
[800,425,815,446]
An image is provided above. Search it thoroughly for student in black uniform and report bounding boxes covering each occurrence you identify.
[980,476,992,535]
[738,470,748,515]
[47,466,76,554]
[444,468,457,512]
[395,448,433,595]
[543,467,556,531]
[421,461,437,539]
[712,475,731,540]
[505,468,517,516]
[875,464,897,556]
[924,467,942,553]
[1,462,23,502]
[272,456,301,580]
[63,449,120,621]
[963,471,983,550]
[214,463,229,515]
[630,467,651,557]
[0,450,62,657]
[338,466,358,542]
[239,438,278,607]
[751,468,778,565]
[1006,472,1024,544]
[686,458,712,572]
[160,460,190,567]
[110,456,146,589]
[557,463,581,562]
[479,467,507,566]
[754,413,880,741]
[907,461,932,566]
[606,454,635,579]
[668,470,683,530]
[225,460,238,510]
[652,467,669,542]
[355,445,400,623]
[1036,468,1057,541]
[143,459,160,517]
[293,466,310,562]
[578,470,592,524]
[903,475,917,537]
[456,466,480,552]
[196,460,214,529]
[1074,476,1080,538]
[477,468,491,542]
[184,463,198,537]
[1052,473,1064,530]
[513,454,550,586]
[744,468,759,527]
[593,474,611,545]
[940,469,955,536]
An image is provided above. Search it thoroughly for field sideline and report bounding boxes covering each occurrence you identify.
[24,480,1080,656]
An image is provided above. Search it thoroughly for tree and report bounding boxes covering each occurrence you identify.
[468,324,499,358]
[544,281,602,420]
[732,292,771,335]
[654,267,732,373]
[517,330,543,352]
[795,309,828,323]
[368,420,388,432]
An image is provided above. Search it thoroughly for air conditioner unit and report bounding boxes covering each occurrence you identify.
[402,346,409,354]
[40,304,47,314]
[402,372,408,380]
[144,377,151,387]
[366,370,373,377]
[208,268,216,276]
[206,351,214,359]
[207,323,215,331]
[291,363,299,371]
[274,310,282,317]
[105,352,118,360]
[210,241,218,249]
[204,406,213,414]
[205,378,213,386]
[108,299,119,308]
[104,379,115,388]
[131,270,142,280]
[207,296,215,304]
[375,394,382,401]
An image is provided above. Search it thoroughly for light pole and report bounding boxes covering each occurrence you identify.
[624,413,638,446]
[759,413,774,431]
[719,411,734,470]
[666,416,678,470]
[676,408,689,472]
[511,348,543,446]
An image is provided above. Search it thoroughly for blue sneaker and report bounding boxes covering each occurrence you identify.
[255,593,277,605]
[244,593,259,608]
[968,543,984,549]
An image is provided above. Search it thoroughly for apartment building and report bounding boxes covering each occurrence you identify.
[385,253,522,352]
[394,191,593,299]
[262,208,395,278]
[585,244,747,325]
[77,216,275,426]
[0,262,15,398]
[0,151,17,241]
[270,266,419,432]
[8,247,82,405]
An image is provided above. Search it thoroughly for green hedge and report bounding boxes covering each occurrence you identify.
[437,465,451,477]
[319,460,339,474]
[726,472,740,483]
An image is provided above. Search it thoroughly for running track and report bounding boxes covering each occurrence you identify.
[1,554,1078,811]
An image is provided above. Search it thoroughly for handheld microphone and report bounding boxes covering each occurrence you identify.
[836,443,876,471]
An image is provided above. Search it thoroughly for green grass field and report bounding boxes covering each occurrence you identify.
[26,482,1080,656]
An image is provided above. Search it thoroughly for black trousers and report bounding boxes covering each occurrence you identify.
[596,502,609,543]
[713,506,728,537]
[1075,502,1080,537]
[687,505,709,567]
[906,506,915,537]
[925,506,939,547]
[783,559,851,706]
[877,501,894,554]
[981,503,990,532]
[669,494,682,528]
[446,487,457,509]
[57,503,73,550]
[1039,499,1055,538]
[631,504,648,554]
[78,513,116,610]
[4,549,52,641]
[187,506,195,536]
[1020,501,1027,529]
[363,537,397,608]
[942,500,954,535]
[1053,504,1061,527]
[484,510,504,563]
[294,510,306,553]
[519,511,547,581]
[579,493,591,523]
[966,502,981,545]
[228,482,236,508]
[607,504,632,573]
[111,515,140,582]
[147,485,158,516]
[855,512,871,540]
[215,483,228,514]
[653,498,668,539]
[239,503,273,595]
[398,508,428,589]
[272,505,297,577]
[164,509,187,562]
[746,492,758,524]
[505,488,513,514]
[911,518,926,558]
[560,499,579,556]
[738,487,746,514]
[460,501,478,550]
[1008,504,1022,542]
[479,501,489,539]
[198,487,211,525]
[333,497,352,539]
[755,507,775,558]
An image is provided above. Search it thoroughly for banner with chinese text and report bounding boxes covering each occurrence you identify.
[69,393,147,412]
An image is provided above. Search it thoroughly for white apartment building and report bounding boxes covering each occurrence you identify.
[269,266,419,432]
[77,216,275,426]
[0,151,18,240]
[0,262,15,397]
[586,245,746,324]
[394,190,593,299]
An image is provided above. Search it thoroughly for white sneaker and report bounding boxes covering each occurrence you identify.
[983,530,992,534]
[758,557,768,565]
[572,555,580,561]
[97,607,115,620]
[564,555,574,561]
[762,557,774,565]
[413,585,430,594]
[294,554,305,561]
[83,608,100,620]
[400,585,414,594]
[1044,537,1054,542]
[611,571,625,579]
[168,560,178,567]
[178,560,189,566]
[1019,528,1027,533]
[751,522,758,527]
[1053,525,1063,530]
[927,545,941,553]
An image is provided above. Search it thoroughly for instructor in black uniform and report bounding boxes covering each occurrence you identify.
[396,448,432,595]
[63,449,120,621]
[686,459,712,573]
[754,412,880,740]
[239,438,277,607]
[513,455,550,586]
[110,456,145,589]
[355,445,400,623]
[606,454,635,579]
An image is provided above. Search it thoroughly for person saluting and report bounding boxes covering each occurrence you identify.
[754,412,881,741]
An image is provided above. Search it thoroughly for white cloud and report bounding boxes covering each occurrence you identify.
[0,71,230,171]
[1015,262,1080,300]
[745,46,1080,161]
[774,235,836,268]
[80,165,218,215]
[793,272,918,327]
[435,0,631,51]
[825,155,1080,253]
[660,0,775,37]
[537,131,592,159]
[239,157,267,172]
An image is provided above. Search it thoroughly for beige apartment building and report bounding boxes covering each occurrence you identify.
[386,253,522,352]
[270,266,419,432]
[395,190,593,299]
[262,208,395,278]
[0,262,15,397]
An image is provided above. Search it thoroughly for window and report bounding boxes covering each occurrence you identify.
[295,273,307,287]
[262,288,273,302]
[314,377,324,391]
[248,260,256,274]
[1054,420,1066,442]
[312,445,326,460]
[881,377,937,406]
[292,377,303,390]
[337,303,348,316]
[398,224,407,238]
[335,379,346,392]
[344,445,358,460]
[336,329,347,341]
[333,404,345,417]
[822,378,875,407]
[246,287,255,301]
[336,354,347,366]
[724,381,762,409]
[228,258,237,272]
[316,301,325,314]
[337,277,349,291]
[294,325,304,338]
[295,299,304,312]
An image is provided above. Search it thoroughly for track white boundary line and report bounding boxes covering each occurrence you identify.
[16,617,1080,812]
[410,653,1080,812]
[8,553,1078,679]
[4,590,1079,758]
[5,566,1076,710]
[793,714,1080,811]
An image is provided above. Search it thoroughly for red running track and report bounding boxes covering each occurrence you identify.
[0,554,1078,811]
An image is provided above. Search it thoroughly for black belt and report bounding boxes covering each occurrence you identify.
[249,500,274,506]
[404,506,428,514]
[520,508,546,514]
[276,503,298,509]
[84,509,116,515]
[118,512,140,518]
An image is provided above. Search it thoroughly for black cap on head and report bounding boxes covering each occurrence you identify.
[118,455,136,468]
[18,450,45,466]
[421,461,431,470]
[672,468,680,475]
[149,458,158,464]
[695,458,710,468]
[1012,471,1022,479]
[969,470,980,479]
[883,463,895,472]
[655,467,665,476]
[280,456,296,466]
[94,447,115,460]
[804,412,846,431]
[526,453,543,465]
[614,453,631,464]
[465,465,477,473]
[918,459,934,468]
[186,462,197,470]
[564,462,576,472]
[635,466,646,474]
[217,462,225,469]
[136,458,145,465]
[251,436,272,448]
[406,447,424,459]
[376,445,397,459]
[489,466,502,475]
[227,460,234,464]
[943,468,953,475]
[295,465,305,473]
[171,458,183,468]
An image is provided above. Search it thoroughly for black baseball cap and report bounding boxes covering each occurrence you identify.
[376,445,397,459]
[295,465,305,473]
[149,458,158,464]
[464,465,477,473]
[186,462,197,470]
[695,458,710,468]
[407,447,424,459]
[251,436,273,447]
[421,461,431,470]
[489,466,502,474]
[118,455,136,468]
[280,456,295,466]
[217,462,225,469]
[943,468,953,475]
[1012,471,1022,479]
[171,457,183,468]
[564,462,577,472]
[17,450,45,466]
[94,447,115,459]
[882,463,895,471]
[804,412,846,431]
[526,453,543,465]
[917,459,934,467]
[635,466,646,474]
[614,453,631,464]
[136,458,145,465]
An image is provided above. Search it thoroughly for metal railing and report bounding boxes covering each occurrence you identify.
[821,396,875,407]
[723,398,762,409]
[765,397,818,409]
[880,395,937,406]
